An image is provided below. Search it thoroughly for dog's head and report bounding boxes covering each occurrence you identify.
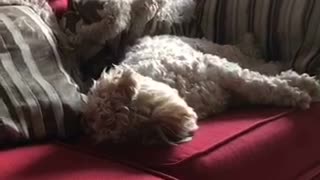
[84,66,198,145]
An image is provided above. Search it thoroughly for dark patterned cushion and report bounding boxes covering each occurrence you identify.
[0,5,84,146]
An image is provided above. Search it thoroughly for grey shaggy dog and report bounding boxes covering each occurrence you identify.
[67,0,195,61]
[84,34,320,145]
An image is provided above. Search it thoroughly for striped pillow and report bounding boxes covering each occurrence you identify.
[0,6,84,146]
[196,0,320,77]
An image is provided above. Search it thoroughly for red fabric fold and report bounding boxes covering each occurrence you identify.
[75,104,320,180]
[48,0,69,17]
[0,144,167,180]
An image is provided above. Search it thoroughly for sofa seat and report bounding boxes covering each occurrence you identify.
[1,104,320,180]
[0,144,176,180]
[66,103,320,180]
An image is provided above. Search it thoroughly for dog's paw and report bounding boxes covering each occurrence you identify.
[135,0,166,21]
[294,91,312,109]
[299,74,320,101]
[279,70,320,102]
[151,100,199,145]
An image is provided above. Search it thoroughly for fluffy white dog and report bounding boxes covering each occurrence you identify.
[84,34,320,145]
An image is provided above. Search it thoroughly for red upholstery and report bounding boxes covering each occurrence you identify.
[297,163,320,180]
[48,0,69,17]
[0,144,174,180]
[133,104,320,180]
[1,105,320,179]
[72,104,320,180]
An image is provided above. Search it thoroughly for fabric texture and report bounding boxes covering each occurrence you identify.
[0,0,71,48]
[0,5,84,145]
[48,0,69,17]
[196,0,320,77]
[0,144,175,180]
[75,103,320,180]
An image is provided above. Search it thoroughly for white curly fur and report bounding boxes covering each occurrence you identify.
[85,34,320,145]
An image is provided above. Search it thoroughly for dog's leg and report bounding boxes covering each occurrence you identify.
[247,61,283,75]
[248,64,320,101]
[203,54,312,109]
[277,70,320,101]
[127,0,166,44]
[71,0,132,46]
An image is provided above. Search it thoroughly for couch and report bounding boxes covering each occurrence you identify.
[1,0,320,180]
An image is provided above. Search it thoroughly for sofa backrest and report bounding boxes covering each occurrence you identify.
[197,0,320,76]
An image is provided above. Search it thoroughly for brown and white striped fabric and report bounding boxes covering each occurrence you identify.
[0,5,84,146]
[196,0,320,77]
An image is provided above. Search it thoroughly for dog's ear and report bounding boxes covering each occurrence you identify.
[116,68,140,100]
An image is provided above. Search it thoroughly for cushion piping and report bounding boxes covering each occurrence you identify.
[161,109,294,166]
[296,161,320,180]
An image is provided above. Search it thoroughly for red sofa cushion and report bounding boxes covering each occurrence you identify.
[73,104,320,180]
[48,0,69,17]
[2,105,319,180]
[0,144,175,180]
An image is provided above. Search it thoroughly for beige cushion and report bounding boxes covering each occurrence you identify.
[0,6,84,146]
